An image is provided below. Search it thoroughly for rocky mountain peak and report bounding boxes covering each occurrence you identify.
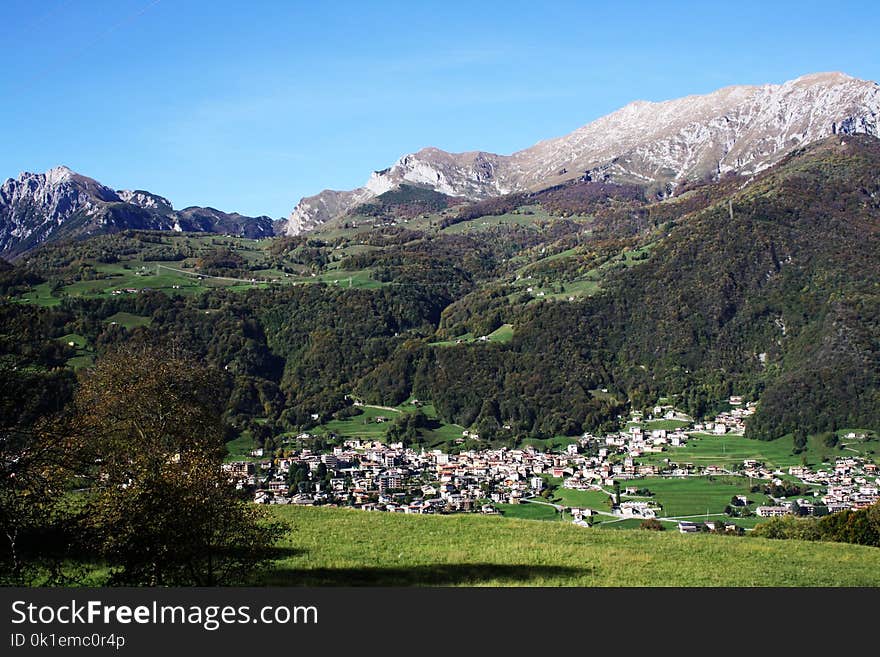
[43,165,75,186]
[0,167,274,257]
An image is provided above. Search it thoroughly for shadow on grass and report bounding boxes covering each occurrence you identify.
[264,546,309,559]
[260,563,592,586]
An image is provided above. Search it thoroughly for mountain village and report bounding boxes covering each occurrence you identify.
[224,400,879,533]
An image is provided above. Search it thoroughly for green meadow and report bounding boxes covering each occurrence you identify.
[497,502,560,521]
[551,487,614,510]
[439,209,553,235]
[623,476,770,518]
[316,405,402,439]
[223,432,262,461]
[521,435,580,451]
[257,506,880,586]
[430,323,515,347]
[104,311,152,328]
[310,401,466,449]
[643,431,879,469]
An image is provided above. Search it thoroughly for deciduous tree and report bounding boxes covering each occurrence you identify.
[73,345,285,585]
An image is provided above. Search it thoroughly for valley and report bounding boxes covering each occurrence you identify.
[3,137,879,555]
[2,73,880,587]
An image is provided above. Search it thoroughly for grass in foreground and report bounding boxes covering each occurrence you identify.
[258,506,880,586]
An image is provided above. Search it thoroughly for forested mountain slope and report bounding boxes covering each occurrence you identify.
[2,135,878,447]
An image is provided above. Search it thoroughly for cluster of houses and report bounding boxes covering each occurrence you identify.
[231,438,598,513]
[785,457,878,513]
[677,520,742,534]
[221,403,878,526]
[691,397,756,435]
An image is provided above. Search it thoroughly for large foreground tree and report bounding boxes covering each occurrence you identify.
[73,346,284,585]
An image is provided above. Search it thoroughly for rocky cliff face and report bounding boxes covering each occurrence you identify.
[0,166,117,255]
[286,72,880,234]
[0,168,275,257]
[116,189,174,212]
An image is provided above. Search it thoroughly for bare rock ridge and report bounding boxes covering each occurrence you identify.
[0,167,275,257]
[286,72,880,234]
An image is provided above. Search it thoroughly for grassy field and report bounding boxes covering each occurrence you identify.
[521,435,579,451]
[643,432,879,469]
[66,355,95,370]
[532,241,656,302]
[625,476,770,517]
[507,477,767,530]
[595,518,679,530]
[57,333,88,348]
[104,311,152,328]
[440,209,552,235]
[316,405,400,439]
[223,432,261,461]
[545,276,600,299]
[431,323,515,347]
[646,419,692,430]
[258,506,880,586]
[56,333,94,369]
[626,418,692,431]
[551,487,613,510]
[497,502,560,521]
[312,402,466,449]
[309,269,384,290]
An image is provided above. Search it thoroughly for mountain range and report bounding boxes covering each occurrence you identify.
[2,71,879,258]
[283,71,880,233]
[0,166,276,258]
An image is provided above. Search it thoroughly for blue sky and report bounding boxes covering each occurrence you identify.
[2,0,878,218]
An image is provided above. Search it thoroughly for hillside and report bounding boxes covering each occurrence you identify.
[510,134,880,439]
[335,134,880,440]
[2,136,880,587]
[1,135,879,448]
[256,507,880,586]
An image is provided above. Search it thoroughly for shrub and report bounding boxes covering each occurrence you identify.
[639,518,664,531]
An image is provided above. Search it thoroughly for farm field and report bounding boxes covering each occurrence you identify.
[257,506,880,586]
[497,502,560,521]
[625,476,771,518]
[642,432,880,469]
